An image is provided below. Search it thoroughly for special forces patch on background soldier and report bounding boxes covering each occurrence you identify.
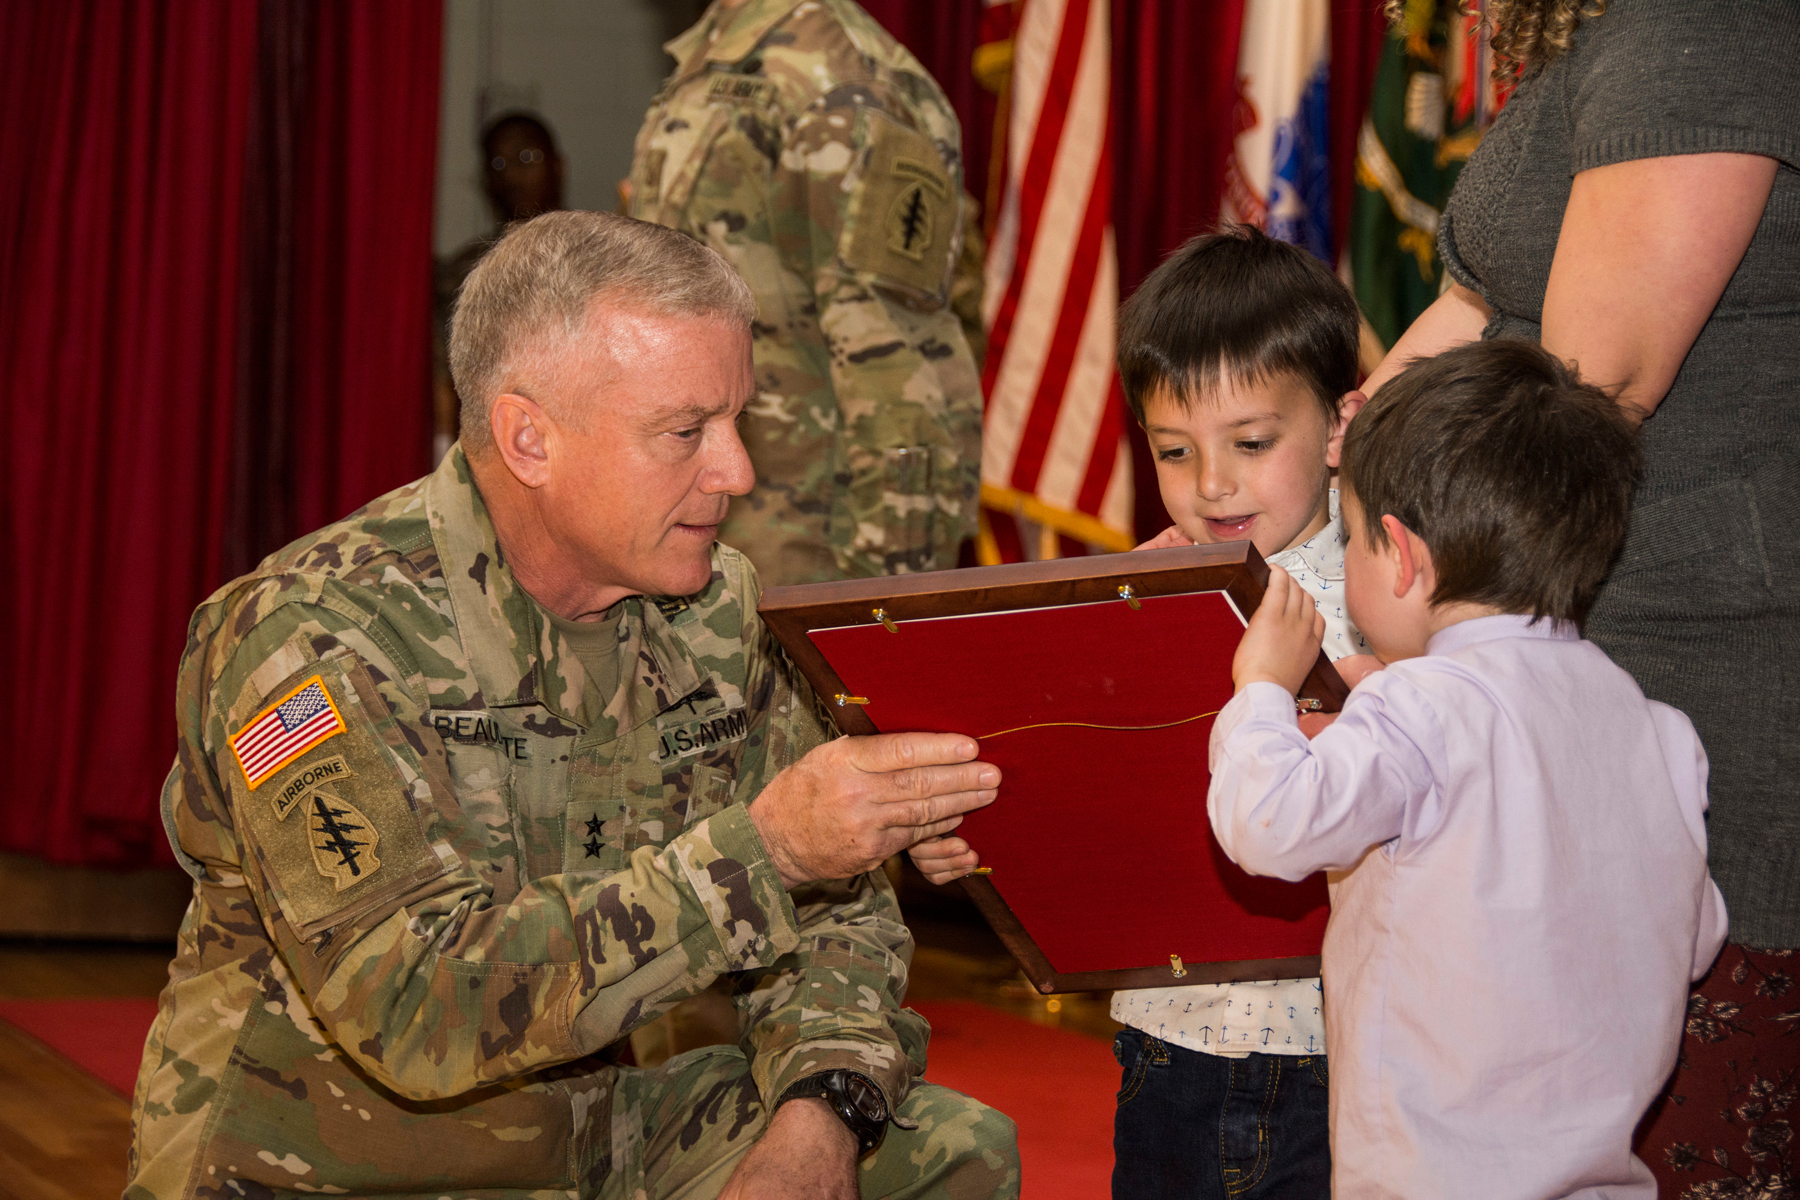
[628,0,984,585]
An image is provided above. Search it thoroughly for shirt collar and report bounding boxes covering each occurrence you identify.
[427,444,709,732]
[663,0,804,77]
[1426,612,1580,657]
[1267,489,1349,582]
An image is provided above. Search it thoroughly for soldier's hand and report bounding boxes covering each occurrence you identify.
[719,1098,857,1200]
[749,733,1000,890]
[908,834,980,885]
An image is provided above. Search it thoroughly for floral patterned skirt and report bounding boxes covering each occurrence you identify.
[1634,944,1797,1198]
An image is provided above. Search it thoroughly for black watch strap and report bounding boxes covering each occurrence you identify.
[776,1069,889,1158]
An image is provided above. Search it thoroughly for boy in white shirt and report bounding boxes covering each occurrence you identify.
[914,226,1374,1199]
[1214,339,1727,1198]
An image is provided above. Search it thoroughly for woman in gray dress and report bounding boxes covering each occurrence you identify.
[1362,0,1797,1191]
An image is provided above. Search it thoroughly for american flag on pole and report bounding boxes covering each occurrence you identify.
[230,676,346,790]
[978,0,1133,563]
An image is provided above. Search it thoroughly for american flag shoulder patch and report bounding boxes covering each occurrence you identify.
[230,675,347,790]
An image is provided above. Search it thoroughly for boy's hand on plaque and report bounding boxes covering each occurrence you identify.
[1232,566,1326,697]
[908,834,979,885]
[749,733,1001,890]
[1134,525,1195,551]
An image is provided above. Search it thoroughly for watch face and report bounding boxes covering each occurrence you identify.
[842,1072,888,1123]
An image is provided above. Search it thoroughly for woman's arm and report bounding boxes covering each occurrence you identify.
[1362,279,1492,395]
[1541,152,1777,423]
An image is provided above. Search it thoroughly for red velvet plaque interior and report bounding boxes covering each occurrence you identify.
[759,544,1340,993]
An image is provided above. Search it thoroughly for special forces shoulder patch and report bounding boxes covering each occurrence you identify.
[842,115,958,300]
[885,158,948,263]
[304,790,381,892]
[271,754,354,821]
[230,676,346,790]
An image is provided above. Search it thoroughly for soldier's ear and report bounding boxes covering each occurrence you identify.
[492,393,552,489]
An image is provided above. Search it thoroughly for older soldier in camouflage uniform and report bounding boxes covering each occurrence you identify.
[626,0,982,586]
[128,211,1019,1200]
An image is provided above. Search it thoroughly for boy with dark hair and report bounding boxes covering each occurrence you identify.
[916,224,1372,1199]
[1213,339,1727,1197]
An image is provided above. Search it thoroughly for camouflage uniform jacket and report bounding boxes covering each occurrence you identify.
[627,0,982,585]
[128,446,929,1199]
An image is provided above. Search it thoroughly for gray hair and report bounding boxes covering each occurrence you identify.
[447,210,756,454]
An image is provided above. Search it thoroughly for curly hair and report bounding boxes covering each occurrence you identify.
[1384,0,1607,77]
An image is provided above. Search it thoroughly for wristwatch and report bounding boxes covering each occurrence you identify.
[775,1069,890,1157]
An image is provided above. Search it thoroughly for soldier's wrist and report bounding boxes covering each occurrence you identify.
[744,787,809,892]
[767,1094,858,1157]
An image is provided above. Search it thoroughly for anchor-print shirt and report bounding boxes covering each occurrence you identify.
[1110,496,1367,1056]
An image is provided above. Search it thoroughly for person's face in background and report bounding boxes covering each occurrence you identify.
[484,119,564,224]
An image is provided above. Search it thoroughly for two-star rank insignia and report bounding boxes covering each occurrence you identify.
[308,792,381,891]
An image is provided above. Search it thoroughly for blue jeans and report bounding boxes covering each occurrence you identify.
[1112,1027,1330,1200]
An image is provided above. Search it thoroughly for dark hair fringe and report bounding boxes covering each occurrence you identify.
[1339,339,1639,624]
[1115,224,1360,427]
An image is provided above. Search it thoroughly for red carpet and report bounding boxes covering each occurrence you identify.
[0,996,160,1095]
[911,1001,1116,1198]
[0,996,1114,1196]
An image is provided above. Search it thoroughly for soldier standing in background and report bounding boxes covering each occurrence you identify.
[626,0,983,585]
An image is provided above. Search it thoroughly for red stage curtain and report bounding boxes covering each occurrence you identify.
[0,1,439,868]
[0,0,256,867]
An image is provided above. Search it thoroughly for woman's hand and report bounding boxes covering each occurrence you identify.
[1362,280,1492,396]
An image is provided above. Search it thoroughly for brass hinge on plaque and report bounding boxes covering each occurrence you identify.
[872,608,899,633]
[1169,954,1187,978]
[1118,584,1141,610]
[835,694,870,707]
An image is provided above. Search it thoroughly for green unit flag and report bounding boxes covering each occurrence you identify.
[1351,0,1499,350]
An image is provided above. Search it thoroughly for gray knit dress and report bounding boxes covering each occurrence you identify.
[1439,0,1800,950]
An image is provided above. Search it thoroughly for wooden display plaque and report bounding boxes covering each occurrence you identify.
[758,542,1346,994]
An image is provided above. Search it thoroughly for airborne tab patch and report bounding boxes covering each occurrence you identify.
[272,754,355,821]
[231,676,346,790]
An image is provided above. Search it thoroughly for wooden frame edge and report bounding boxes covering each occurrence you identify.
[959,875,1319,994]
